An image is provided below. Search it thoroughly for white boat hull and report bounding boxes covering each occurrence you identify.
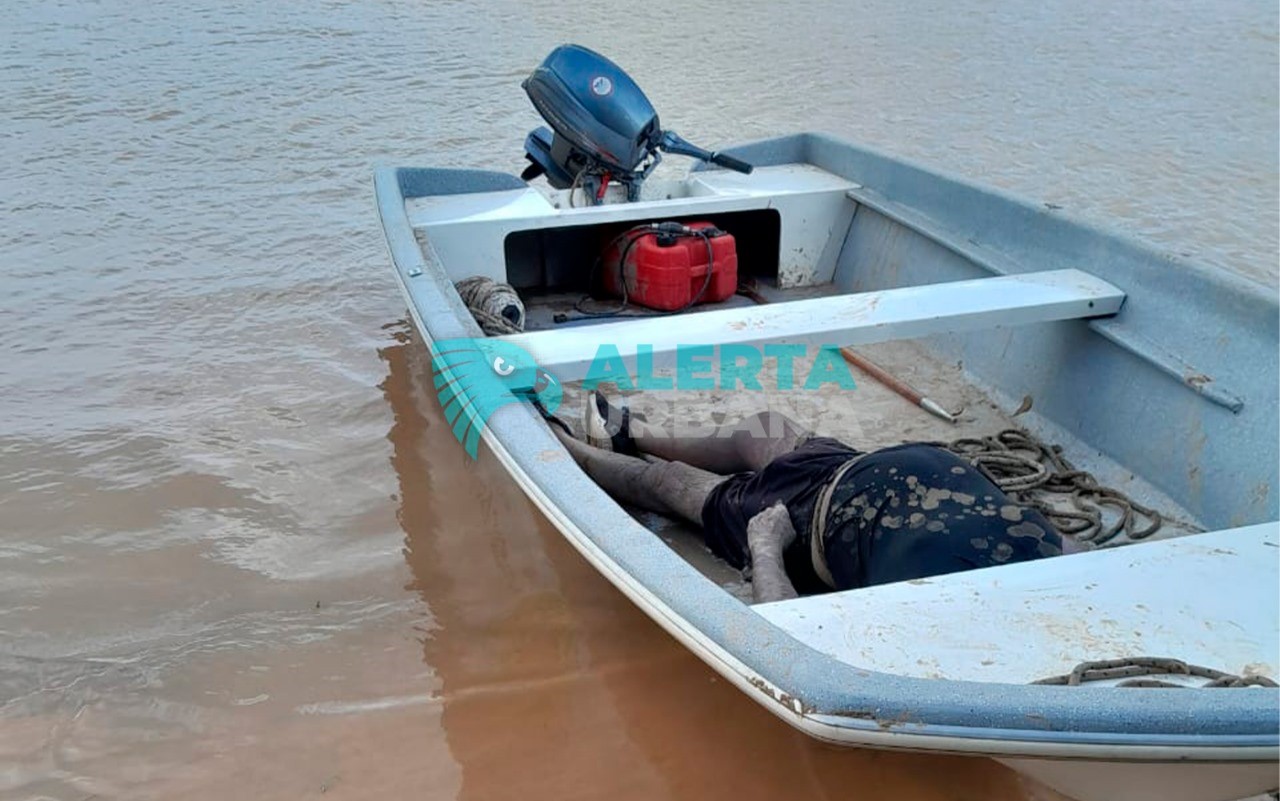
[999,757,1278,801]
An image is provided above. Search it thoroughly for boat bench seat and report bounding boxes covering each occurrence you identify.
[499,269,1125,380]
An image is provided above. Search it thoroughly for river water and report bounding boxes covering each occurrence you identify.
[2,1,1275,798]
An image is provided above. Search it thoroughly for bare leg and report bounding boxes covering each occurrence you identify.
[629,410,814,474]
[747,502,799,603]
[554,428,726,525]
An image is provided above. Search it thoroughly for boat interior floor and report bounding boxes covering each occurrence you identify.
[525,281,1205,602]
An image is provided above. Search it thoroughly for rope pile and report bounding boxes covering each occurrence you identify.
[1033,657,1278,688]
[937,429,1165,547]
[455,276,525,336]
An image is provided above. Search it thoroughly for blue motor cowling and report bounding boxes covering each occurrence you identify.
[523,44,660,175]
[521,45,753,203]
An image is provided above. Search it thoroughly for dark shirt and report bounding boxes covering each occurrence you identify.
[701,439,1063,594]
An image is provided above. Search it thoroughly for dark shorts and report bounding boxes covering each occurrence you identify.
[701,439,1063,593]
[700,437,860,592]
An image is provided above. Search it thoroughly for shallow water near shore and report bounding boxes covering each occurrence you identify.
[2,0,1275,797]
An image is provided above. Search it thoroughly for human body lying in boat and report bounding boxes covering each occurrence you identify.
[553,392,1084,604]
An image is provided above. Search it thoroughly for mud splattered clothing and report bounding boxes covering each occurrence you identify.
[817,443,1063,589]
[700,437,858,594]
[700,438,1063,594]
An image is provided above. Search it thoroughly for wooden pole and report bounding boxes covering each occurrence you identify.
[737,283,958,423]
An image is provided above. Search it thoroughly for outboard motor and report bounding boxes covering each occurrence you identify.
[521,45,753,203]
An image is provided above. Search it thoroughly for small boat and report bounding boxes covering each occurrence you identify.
[376,46,1278,801]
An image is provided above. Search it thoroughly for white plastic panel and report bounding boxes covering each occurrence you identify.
[405,164,858,287]
[755,524,1279,685]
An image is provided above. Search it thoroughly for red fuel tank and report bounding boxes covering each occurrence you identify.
[601,222,738,312]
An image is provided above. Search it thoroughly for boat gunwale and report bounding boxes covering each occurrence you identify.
[373,145,1280,758]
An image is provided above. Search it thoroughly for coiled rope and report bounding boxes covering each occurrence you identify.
[455,276,525,336]
[1033,657,1278,688]
[936,429,1166,547]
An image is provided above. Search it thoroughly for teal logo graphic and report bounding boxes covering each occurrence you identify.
[430,338,563,458]
[582,343,857,392]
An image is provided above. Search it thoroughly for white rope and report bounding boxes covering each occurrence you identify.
[455,276,525,336]
[807,454,864,589]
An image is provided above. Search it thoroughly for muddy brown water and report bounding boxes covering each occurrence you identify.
[2,0,1274,798]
